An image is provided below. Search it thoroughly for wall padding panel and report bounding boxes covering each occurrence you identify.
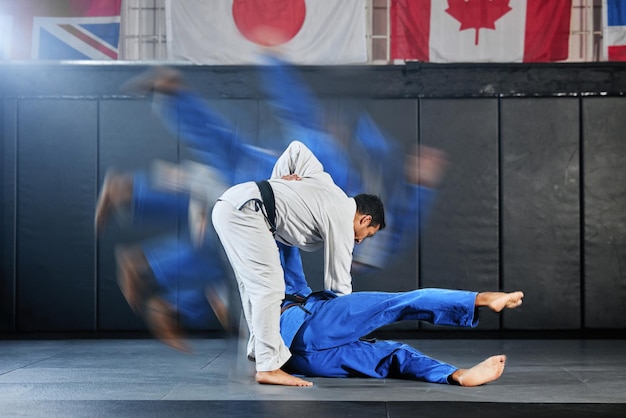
[1,100,17,331]
[582,97,626,328]
[351,99,420,294]
[17,99,97,331]
[501,98,580,329]
[419,98,500,330]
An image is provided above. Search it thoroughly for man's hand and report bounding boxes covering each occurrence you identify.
[281,174,302,181]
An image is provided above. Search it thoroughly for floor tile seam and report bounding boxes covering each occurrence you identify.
[0,352,69,377]
[561,367,594,384]
[160,381,185,400]
[200,350,228,370]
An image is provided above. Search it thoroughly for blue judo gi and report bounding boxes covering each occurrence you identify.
[279,270,480,384]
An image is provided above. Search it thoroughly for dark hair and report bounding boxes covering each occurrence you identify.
[354,194,385,230]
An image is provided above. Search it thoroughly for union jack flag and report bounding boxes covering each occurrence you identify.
[32,16,120,60]
[0,0,120,61]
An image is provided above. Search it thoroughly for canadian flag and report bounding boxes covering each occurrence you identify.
[391,0,572,63]
[165,0,367,65]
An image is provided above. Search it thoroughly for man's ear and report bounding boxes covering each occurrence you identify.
[360,214,372,226]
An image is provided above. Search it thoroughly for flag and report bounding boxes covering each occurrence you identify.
[391,0,571,63]
[32,16,120,60]
[0,0,121,60]
[165,0,367,65]
[603,0,626,61]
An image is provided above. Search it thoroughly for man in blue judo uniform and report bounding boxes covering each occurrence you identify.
[278,249,524,386]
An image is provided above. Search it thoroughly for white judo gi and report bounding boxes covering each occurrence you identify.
[212,140,357,372]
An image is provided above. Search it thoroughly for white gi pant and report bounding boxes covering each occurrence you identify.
[212,199,291,372]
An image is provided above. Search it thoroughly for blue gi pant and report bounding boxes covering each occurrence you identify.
[281,289,478,384]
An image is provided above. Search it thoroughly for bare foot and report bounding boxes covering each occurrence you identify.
[476,291,524,312]
[95,170,132,234]
[255,369,313,387]
[450,355,506,387]
[144,296,191,354]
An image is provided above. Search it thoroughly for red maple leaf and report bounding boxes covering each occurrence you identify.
[445,0,513,45]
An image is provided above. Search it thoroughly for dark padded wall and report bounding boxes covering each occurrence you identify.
[501,98,580,330]
[17,99,97,331]
[420,98,501,330]
[1,100,16,331]
[3,63,626,333]
[583,97,626,328]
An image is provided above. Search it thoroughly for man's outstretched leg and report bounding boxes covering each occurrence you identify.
[289,289,525,352]
[286,338,505,386]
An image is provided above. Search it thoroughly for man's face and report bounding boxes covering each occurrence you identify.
[354,215,380,244]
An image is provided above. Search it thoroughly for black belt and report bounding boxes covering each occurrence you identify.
[280,303,299,314]
[255,180,276,234]
[281,294,311,315]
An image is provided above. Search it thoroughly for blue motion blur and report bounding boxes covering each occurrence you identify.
[132,54,437,327]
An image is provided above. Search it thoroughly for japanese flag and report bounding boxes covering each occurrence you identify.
[391,0,571,63]
[165,0,367,65]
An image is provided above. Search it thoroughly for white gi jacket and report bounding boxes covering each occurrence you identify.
[218,140,356,295]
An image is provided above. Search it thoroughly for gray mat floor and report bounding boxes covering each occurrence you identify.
[0,337,625,416]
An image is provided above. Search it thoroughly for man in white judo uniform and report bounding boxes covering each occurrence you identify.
[212,140,385,386]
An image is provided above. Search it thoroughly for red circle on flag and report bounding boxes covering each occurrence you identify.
[232,0,306,46]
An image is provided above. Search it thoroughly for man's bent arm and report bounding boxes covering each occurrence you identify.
[271,141,324,179]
